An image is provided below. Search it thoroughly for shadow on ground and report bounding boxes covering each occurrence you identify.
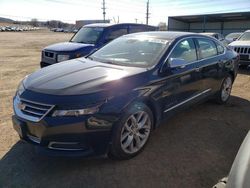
[0,96,249,188]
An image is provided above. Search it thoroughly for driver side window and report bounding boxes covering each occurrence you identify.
[169,39,197,64]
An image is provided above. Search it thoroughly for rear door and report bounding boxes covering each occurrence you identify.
[194,37,225,92]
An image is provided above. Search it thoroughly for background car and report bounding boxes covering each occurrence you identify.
[225,32,243,44]
[40,23,157,68]
[229,30,250,68]
[213,131,250,188]
[200,32,228,46]
[13,32,238,160]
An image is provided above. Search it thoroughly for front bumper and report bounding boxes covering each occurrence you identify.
[238,54,250,65]
[12,115,112,157]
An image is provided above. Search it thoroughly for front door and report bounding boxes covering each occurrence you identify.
[156,38,206,116]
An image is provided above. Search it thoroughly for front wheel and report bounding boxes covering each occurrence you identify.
[215,75,233,104]
[108,103,153,160]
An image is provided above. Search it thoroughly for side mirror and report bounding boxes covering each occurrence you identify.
[233,37,238,41]
[169,58,187,68]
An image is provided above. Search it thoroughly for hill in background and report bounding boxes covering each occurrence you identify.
[0,17,14,23]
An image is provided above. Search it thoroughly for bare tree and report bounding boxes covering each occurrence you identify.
[31,18,39,27]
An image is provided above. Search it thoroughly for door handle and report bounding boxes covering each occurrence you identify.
[194,67,201,72]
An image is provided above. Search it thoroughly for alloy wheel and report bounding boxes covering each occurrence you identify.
[120,111,151,154]
[221,77,232,102]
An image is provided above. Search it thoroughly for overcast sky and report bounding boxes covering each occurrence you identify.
[0,0,250,25]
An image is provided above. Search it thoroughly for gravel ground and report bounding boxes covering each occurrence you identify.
[0,30,249,188]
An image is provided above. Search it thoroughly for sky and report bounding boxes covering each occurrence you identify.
[0,0,250,25]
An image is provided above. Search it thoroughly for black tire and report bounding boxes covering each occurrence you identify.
[108,102,154,160]
[215,75,233,104]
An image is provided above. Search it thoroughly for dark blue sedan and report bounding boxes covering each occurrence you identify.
[13,32,239,159]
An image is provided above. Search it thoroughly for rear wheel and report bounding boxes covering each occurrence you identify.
[108,103,153,160]
[215,75,233,104]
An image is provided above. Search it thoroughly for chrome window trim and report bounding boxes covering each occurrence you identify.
[164,88,212,113]
[162,36,226,71]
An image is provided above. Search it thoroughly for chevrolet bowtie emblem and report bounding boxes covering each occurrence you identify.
[18,102,26,110]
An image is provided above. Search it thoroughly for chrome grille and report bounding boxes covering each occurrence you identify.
[20,99,53,118]
[14,96,54,122]
[234,47,250,54]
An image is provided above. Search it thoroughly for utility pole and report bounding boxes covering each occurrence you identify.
[102,0,106,22]
[146,0,150,25]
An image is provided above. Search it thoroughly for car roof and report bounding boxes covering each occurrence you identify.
[200,32,218,35]
[83,23,155,28]
[122,31,206,41]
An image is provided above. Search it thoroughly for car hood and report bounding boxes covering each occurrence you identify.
[229,40,250,47]
[23,58,147,95]
[44,42,94,52]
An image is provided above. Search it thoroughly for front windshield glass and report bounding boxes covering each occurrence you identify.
[238,32,250,41]
[70,27,104,44]
[226,33,241,39]
[89,36,168,68]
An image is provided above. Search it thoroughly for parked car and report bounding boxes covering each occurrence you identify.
[13,32,239,159]
[200,32,228,46]
[73,29,78,33]
[228,30,250,68]
[40,23,157,68]
[213,131,250,188]
[225,32,243,44]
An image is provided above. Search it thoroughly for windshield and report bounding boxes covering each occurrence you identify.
[238,32,250,41]
[70,27,104,44]
[89,36,168,68]
[226,33,241,39]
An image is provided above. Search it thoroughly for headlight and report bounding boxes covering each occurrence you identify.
[16,82,25,96]
[57,54,70,62]
[52,105,100,117]
[228,45,234,50]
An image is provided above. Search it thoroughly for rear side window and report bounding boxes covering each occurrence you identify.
[169,39,197,63]
[216,42,225,54]
[105,28,128,41]
[129,26,152,33]
[197,38,217,59]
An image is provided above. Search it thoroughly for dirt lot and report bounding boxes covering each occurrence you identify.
[0,30,250,188]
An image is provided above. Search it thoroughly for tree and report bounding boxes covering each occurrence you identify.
[31,18,39,27]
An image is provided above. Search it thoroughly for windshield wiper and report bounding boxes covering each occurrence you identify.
[87,56,93,60]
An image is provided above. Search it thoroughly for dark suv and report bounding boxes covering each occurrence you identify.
[40,23,156,67]
[13,32,239,160]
